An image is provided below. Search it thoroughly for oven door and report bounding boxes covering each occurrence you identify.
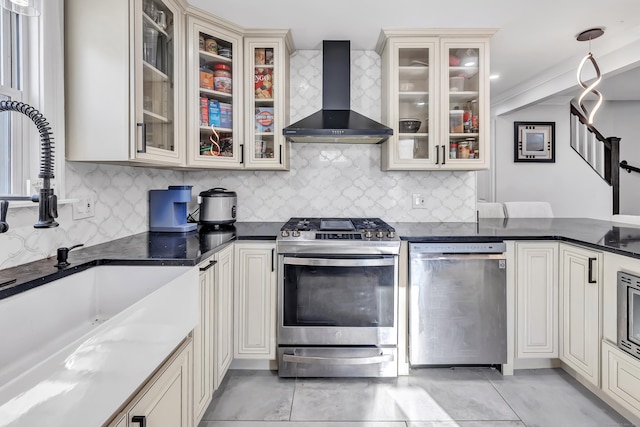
[278,255,398,346]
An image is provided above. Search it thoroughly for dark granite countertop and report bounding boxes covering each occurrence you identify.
[0,222,283,299]
[3,218,640,299]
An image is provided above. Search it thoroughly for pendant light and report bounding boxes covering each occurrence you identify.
[0,0,40,16]
[576,27,604,124]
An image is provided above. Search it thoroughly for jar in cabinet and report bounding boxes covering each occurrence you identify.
[458,141,470,159]
[213,64,232,94]
[449,142,458,159]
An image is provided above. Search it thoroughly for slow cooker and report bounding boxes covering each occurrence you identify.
[198,187,237,226]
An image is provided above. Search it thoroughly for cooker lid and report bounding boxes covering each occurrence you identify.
[199,187,237,198]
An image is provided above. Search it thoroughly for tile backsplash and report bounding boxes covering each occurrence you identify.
[0,50,476,269]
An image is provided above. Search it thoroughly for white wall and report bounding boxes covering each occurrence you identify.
[494,103,612,219]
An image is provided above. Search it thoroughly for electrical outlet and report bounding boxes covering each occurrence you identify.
[412,193,427,209]
[73,194,96,220]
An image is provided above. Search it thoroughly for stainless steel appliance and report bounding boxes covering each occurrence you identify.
[409,242,507,366]
[198,187,237,226]
[276,218,400,377]
[618,271,640,359]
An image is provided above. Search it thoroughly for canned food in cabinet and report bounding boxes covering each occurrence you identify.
[205,38,218,55]
[213,64,232,94]
[199,35,205,51]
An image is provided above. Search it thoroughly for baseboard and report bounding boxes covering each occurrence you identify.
[230,359,277,370]
[513,358,561,370]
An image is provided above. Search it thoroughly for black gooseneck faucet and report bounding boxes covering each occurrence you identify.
[0,101,58,232]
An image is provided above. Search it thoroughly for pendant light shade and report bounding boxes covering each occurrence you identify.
[1,0,40,16]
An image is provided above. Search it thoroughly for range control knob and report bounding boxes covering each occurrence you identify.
[292,230,301,237]
[387,231,395,238]
[365,231,373,239]
[376,230,384,238]
[281,230,289,237]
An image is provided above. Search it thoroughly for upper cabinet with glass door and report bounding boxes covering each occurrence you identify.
[66,0,185,165]
[186,13,244,169]
[377,30,494,171]
[243,31,293,170]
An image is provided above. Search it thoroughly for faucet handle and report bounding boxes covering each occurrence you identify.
[55,244,84,269]
[0,200,8,233]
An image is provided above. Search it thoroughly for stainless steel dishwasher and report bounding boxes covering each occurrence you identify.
[409,242,507,366]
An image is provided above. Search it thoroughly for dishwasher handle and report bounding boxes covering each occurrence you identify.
[410,252,506,262]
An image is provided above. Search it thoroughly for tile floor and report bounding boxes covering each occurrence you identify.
[199,368,634,427]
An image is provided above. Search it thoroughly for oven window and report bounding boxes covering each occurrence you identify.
[632,288,640,345]
[283,263,395,327]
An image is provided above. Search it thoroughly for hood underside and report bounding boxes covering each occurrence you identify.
[282,41,393,144]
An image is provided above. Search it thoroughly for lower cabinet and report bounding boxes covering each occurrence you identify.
[602,340,640,419]
[559,243,602,387]
[234,241,277,359]
[193,244,234,425]
[515,241,559,358]
[108,337,193,427]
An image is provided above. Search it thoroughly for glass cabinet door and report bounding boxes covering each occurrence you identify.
[443,42,484,164]
[186,15,243,169]
[138,0,180,160]
[244,35,290,170]
[396,47,432,163]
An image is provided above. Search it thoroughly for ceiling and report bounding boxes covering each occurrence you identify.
[188,0,640,104]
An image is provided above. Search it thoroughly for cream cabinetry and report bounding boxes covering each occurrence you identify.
[559,243,602,387]
[108,337,193,427]
[515,242,559,358]
[193,256,215,424]
[243,31,293,170]
[186,13,244,168]
[66,0,185,166]
[213,244,234,388]
[193,244,234,425]
[233,242,277,359]
[376,29,494,171]
[185,12,292,170]
[602,340,640,420]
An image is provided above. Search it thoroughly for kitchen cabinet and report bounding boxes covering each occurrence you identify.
[376,29,494,171]
[515,242,559,358]
[193,244,234,424]
[243,31,293,170]
[193,256,215,424]
[213,243,234,389]
[185,13,244,168]
[233,242,277,359]
[559,243,602,387]
[66,0,185,166]
[108,337,193,427]
[602,340,640,420]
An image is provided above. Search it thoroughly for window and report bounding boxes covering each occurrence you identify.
[0,0,64,198]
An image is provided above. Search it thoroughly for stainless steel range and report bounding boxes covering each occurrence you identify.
[276,218,400,378]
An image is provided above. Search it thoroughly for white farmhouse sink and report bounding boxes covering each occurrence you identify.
[0,265,198,427]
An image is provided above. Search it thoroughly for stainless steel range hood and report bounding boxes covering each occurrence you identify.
[282,41,393,144]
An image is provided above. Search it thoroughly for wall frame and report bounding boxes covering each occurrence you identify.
[514,121,555,163]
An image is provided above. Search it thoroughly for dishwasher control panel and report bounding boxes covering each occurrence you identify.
[410,242,506,254]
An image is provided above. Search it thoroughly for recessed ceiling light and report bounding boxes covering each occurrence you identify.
[489,74,500,80]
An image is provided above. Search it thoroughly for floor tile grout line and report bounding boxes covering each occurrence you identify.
[486,372,526,426]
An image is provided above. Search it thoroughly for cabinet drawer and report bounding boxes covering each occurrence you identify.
[602,340,640,416]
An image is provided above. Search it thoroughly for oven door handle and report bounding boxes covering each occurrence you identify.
[283,257,396,267]
[282,352,394,366]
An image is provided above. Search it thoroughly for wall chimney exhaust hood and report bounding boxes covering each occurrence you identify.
[282,40,393,144]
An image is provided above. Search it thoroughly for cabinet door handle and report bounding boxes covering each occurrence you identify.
[136,123,146,153]
[240,143,244,164]
[588,257,597,283]
[199,259,217,272]
[435,145,440,164]
[279,145,283,165]
[442,145,446,165]
[271,248,275,272]
[132,416,146,427]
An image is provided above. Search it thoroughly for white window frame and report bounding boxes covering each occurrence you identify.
[0,0,65,199]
